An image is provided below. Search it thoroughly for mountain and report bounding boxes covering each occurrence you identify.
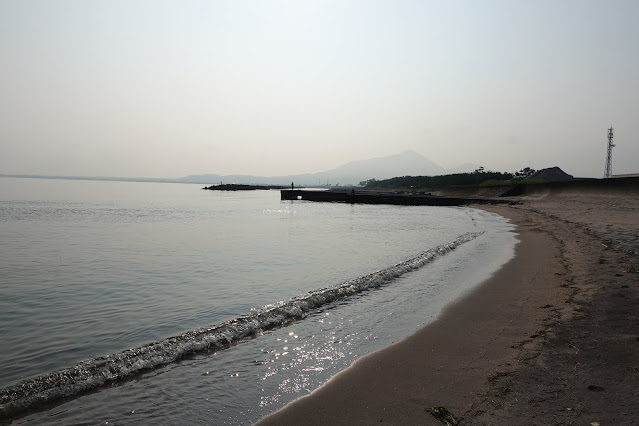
[324,150,446,182]
[0,152,500,186]
[181,150,447,186]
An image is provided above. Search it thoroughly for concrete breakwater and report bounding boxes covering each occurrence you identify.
[203,184,286,191]
[281,177,639,206]
[280,189,515,206]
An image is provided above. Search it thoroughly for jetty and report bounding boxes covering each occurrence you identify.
[281,177,639,206]
[280,189,515,206]
[203,184,286,191]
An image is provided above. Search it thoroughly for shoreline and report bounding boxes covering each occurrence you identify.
[257,206,569,425]
[257,193,639,424]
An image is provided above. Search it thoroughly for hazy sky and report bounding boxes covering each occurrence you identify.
[1,0,637,178]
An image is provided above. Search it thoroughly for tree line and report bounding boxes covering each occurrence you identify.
[359,167,537,188]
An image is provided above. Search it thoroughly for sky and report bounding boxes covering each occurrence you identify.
[1,0,637,179]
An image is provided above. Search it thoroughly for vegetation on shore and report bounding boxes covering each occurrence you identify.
[360,167,539,189]
[480,178,544,186]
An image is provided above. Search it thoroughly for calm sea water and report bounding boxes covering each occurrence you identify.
[0,177,516,424]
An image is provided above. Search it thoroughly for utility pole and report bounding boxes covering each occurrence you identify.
[604,126,615,178]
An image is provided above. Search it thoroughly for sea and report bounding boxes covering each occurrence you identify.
[0,177,517,425]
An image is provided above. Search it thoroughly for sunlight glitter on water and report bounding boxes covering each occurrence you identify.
[1,178,516,424]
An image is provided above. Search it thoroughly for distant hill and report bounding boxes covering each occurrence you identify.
[1,151,475,186]
[181,150,449,186]
[530,167,574,182]
[323,150,446,181]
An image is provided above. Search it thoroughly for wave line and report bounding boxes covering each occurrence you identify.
[0,232,483,418]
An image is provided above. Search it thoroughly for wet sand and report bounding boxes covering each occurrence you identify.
[257,187,639,425]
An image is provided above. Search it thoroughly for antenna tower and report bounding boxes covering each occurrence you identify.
[604,126,615,178]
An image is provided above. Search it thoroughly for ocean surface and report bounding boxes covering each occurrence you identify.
[0,177,517,424]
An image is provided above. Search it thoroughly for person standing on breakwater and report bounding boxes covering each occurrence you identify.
[291,182,294,190]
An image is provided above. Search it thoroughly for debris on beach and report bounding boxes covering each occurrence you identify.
[587,385,606,392]
[426,406,463,425]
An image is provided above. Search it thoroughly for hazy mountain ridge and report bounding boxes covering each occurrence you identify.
[182,150,475,186]
[1,151,477,186]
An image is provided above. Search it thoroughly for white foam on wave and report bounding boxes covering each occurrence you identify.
[0,232,482,417]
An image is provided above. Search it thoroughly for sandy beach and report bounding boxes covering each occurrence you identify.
[257,182,639,425]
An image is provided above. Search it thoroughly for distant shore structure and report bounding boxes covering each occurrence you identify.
[604,126,615,178]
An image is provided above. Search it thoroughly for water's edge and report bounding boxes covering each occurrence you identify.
[0,232,483,418]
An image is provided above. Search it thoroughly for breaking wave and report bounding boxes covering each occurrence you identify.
[0,232,483,418]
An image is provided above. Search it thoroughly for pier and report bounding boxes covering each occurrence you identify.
[280,189,514,206]
[203,184,286,191]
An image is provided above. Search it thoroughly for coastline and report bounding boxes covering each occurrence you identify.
[257,191,639,424]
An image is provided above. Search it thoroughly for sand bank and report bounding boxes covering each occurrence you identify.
[257,189,639,425]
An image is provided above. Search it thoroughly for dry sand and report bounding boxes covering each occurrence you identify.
[257,185,639,425]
